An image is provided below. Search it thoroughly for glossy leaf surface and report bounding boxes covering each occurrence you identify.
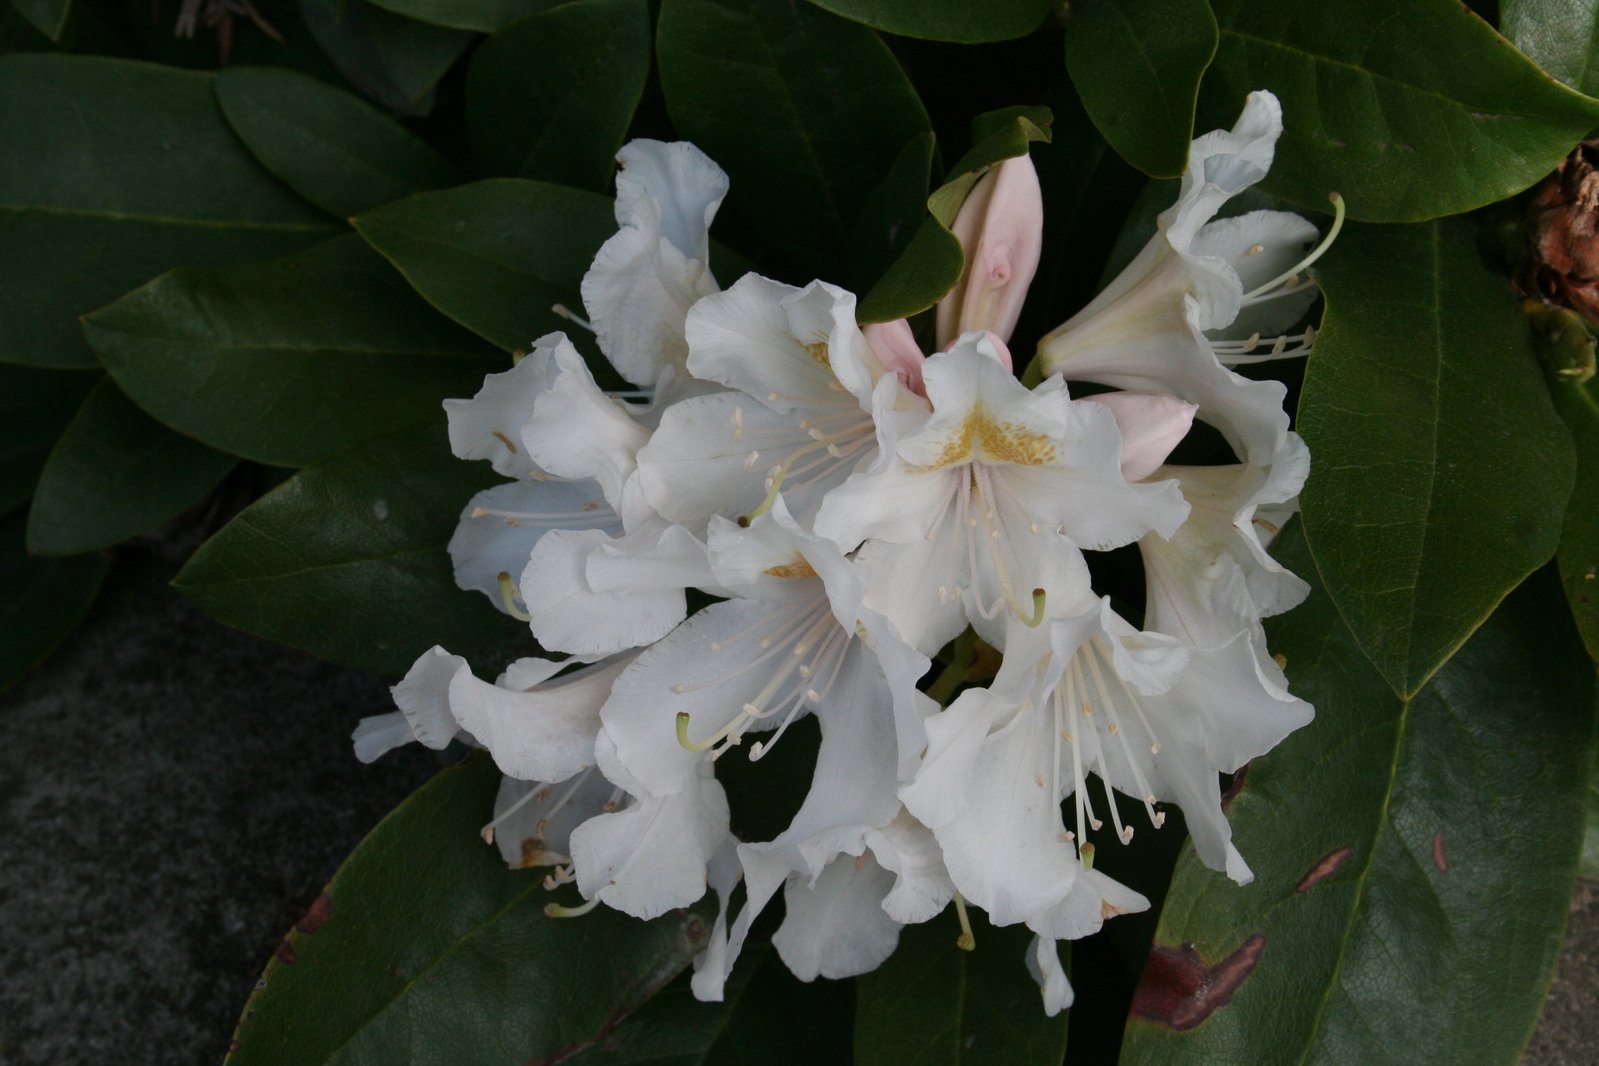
[216,65,458,219]
[1199,0,1599,220]
[1550,375,1599,661]
[658,0,931,281]
[800,0,1049,43]
[1120,529,1595,1065]
[353,180,617,354]
[1299,218,1576,697]
[174,424,521,677]
[84,235,500,467]
[27,379,236,556]
[0,55,333,369]
[1501,0,1599,97]
[855,912,1068,1066]
[1062,0,1218,179]
[227,756,710,1065]
[466,0,649,189]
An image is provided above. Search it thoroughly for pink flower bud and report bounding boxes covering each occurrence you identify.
[863,319,928,397]
[936,154,1044,350]
[1081,391,1198,482]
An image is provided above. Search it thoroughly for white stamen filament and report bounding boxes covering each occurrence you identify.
[1239,191,1345,304]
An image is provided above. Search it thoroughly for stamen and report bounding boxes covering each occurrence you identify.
[551,304,594,332]
[677,710,745,753]
[1240,191,1345,301]
[952,892,977,951]
[497,572,531,622]
[544,898,601,918]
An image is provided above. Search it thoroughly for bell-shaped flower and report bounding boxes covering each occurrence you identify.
[814,331,1191,654]
[581,139,729,390]
[599,498,927,802]
[936,153,1045,350]
[636,275,908,530]
[1036,91,1340,466]
[363,645,636,784]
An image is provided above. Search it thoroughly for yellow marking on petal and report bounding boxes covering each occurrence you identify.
[803,340,831,366]
[763,556,818,579]
[923,403,1057,469]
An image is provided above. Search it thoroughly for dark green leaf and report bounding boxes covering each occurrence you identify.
[1583,760,1599,881]
[84,234,500,467]
[0,512,108,692]
[855,910,1067,1065]
[0,366,96,516]
[25,379,234,555]
[367,0,557,32]
[1063,0,1218,179]
[845,131,936,294]
[563,942,853,1065]
[10,0,68,39]
[0,55,333,369]
[173,423,521,676]
[657,0,932,281]
[1299,218,1576,697]
[466,0,650,189]
[353,179,618,353]
[1199,0,1599,221]
[216,66,458,219]
[1551,375,1599,660]
[1501,0,1599,97]
[858,108,1051,324]
[226,756,710,1065]
[301,0,474,115]
[799,0,1049,43]
[1120,528,1595,1066]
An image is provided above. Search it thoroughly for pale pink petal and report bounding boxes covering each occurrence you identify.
[936,154,1044,349]
[1081,391,1198,481]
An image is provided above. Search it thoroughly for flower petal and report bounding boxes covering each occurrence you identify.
[772,851,902,982]
[937,154,1044,349]
[1080,391,1198,482]
[448,479,620,612]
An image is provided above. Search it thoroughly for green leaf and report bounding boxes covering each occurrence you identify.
[465,0,650,189]
[353,180,618,354]
[0,512,108,692]
[858,108,1051,324]
[798,0,1049,43]
[216,66,458,219]
[1583,760,1599,881]
[0,366,96,517]
[0,55,334,370]
[26,379,236,556]
[226,756,711,1065]
[562,942,853,1064]
[301,0,474,115]
[1551,375,1599,660]
[1120,527,1596,1065]
[366,0,557,32]
[657,0,932,281]
[1198,0,1599,221]
[1501,0,1599,98]
[10,0,69,39]
[174,423,521,677]
[1298,218,1576,698]
[1063,0,1218,179]
[855,910,1067,1065]
[84,234,500,468]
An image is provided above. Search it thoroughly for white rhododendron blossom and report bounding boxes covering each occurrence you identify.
[356,90,1334,1015]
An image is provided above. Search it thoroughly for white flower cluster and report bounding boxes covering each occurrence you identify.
[356,91,1333,1012]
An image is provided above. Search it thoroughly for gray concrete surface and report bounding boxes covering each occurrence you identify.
[0,535,438,1065]
[0,532,1593,1064]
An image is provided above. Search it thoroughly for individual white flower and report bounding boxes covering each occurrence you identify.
[814,330,1193,655]
[361,645,635,783]
[581,139,730,392]
[1036,90,1341,467]
[599,498,928,801]
[906,597,1311,896]
[635,274,908,530]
